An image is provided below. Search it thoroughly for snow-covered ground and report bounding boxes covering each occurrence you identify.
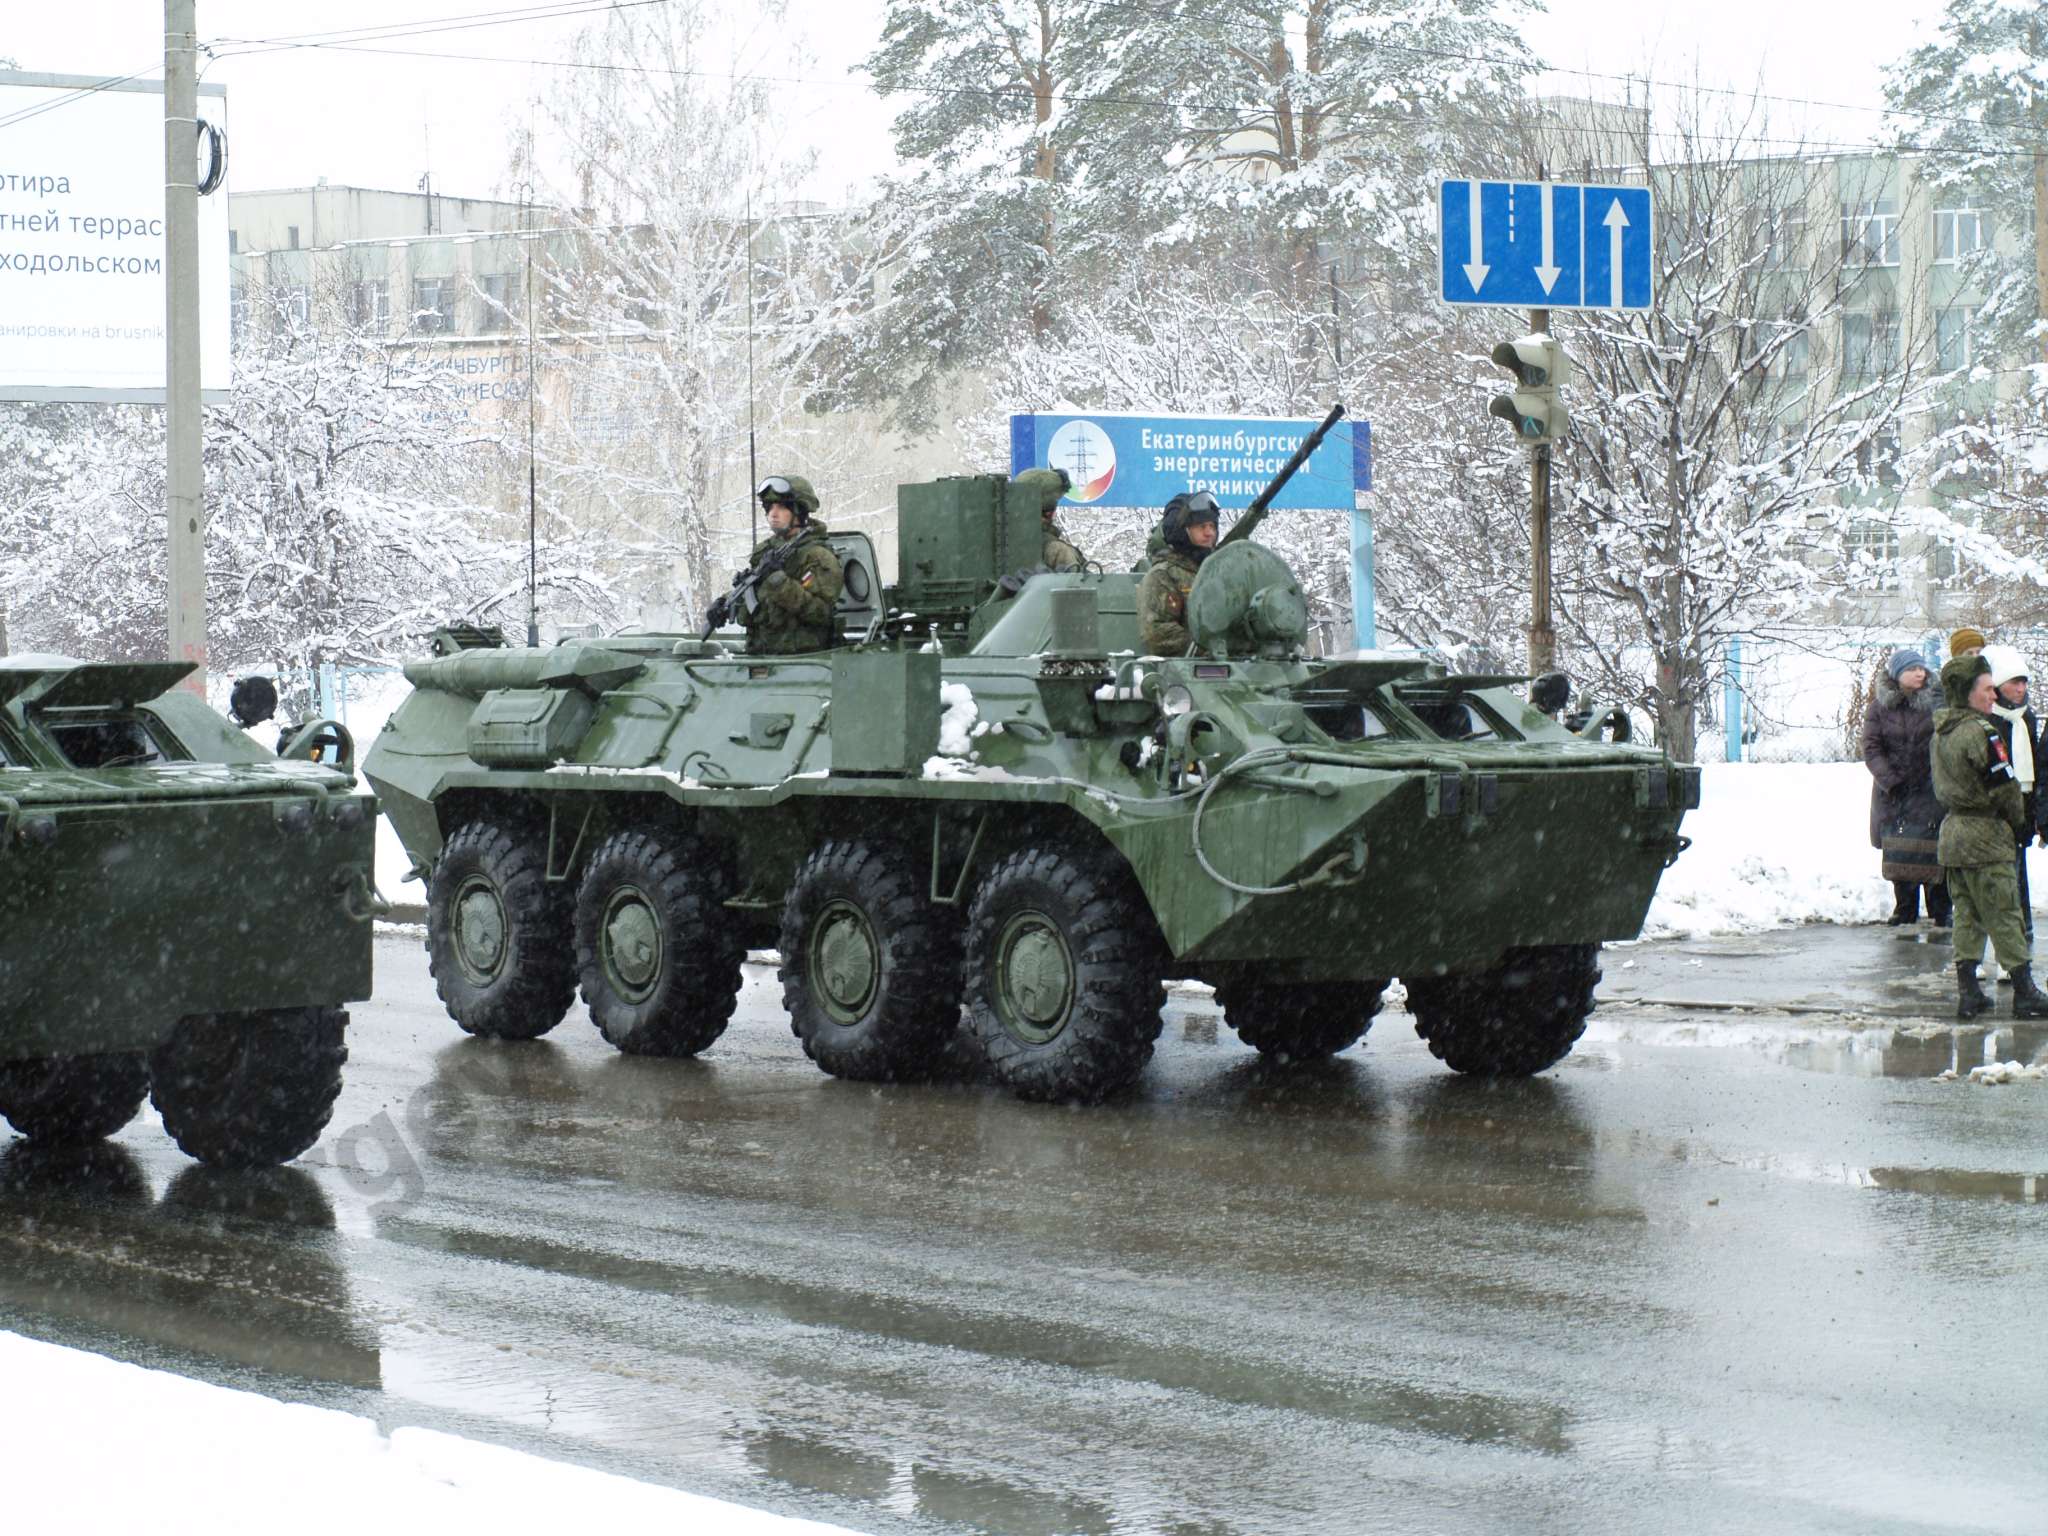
[0,1331,863,1536]
[1642,761,1895,939]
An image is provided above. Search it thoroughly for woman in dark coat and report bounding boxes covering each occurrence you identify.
[1863,647,1951,925]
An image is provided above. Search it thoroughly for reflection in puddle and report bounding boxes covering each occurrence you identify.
[1864,1167,2046,1203]
[742,1429,893,1504]
[912,1464,1117,1536]
[1597,1017,2048,1079]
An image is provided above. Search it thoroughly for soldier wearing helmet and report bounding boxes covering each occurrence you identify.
[1010,466,1085,573]
[1136,489,1221,656]
[727,474,844,654]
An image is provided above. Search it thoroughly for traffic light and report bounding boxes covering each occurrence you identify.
[1488,333,1570,444]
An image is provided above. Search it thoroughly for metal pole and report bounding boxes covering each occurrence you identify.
[1527,305,1556,674]
[164,0,207,696]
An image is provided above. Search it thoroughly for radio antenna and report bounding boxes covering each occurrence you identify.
[745,183,758,547]
[523,113,540,647]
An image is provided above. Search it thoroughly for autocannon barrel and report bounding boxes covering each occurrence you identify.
[1219,402,1347,550]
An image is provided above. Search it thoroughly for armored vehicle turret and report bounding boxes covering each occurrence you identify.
[0,657,375,1164]
[368,410,1696,1102]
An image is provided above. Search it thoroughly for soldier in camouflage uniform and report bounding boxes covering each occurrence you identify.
[1136,490,1221,656]
[729,474,844,655]
[1933,652,2048,1019]
[1011,467,1085,573]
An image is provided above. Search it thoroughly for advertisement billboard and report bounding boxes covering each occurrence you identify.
[0,70,230,402]
[1009,409,1370,512]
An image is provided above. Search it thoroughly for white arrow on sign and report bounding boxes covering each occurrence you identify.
[1462,180,1488,293]
[1535,182,1561,295]
[1604,199,1629,309]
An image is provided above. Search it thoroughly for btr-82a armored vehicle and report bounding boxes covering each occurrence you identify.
[0,658,375,1165]
[367,407,1697,1102]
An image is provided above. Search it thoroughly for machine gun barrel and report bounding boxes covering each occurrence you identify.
[1218,402,1347,549]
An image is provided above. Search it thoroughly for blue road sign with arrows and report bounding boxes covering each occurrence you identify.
[1438,179,1654,311]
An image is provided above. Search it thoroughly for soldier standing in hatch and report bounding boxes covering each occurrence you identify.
[725,474,843,655]
[1136,490,1221,656]
[1011,467,1085,572]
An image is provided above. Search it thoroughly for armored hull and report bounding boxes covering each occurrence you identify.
[0,658,375,1164]
[369,474,1694,1102]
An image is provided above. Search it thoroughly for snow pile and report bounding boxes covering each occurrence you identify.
[0,1332,862,1536]
[1643,762,1897,938]
[1965,1060,2047,1086]
[936,681,979,756]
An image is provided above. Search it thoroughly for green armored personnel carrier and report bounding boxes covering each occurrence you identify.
[0,658,375,1164]
[368,409,1696,1102]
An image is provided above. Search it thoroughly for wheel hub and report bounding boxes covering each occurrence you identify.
[996,912,1074,1043]
[602,888,663,1001]
[813,901,880,1023]
[453,877,508,983]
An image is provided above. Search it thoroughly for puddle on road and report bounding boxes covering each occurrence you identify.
[1593,1016,2048,1080]
[1862,1167,2047,1203]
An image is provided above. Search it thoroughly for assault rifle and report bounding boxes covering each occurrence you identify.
[703,536,802,638]
[1216,402,1347,550]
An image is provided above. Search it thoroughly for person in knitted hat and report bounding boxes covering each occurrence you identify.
[1980,644,2045,949]
[1949,626,1987,658]
[1932,652,2048,1019]
[1863,647,1950,926]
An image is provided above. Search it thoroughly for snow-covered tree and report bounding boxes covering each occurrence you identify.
[1884,1,2047,366]
[1551,116,1928,760]
[0,291,607,680]
[524,0,890,624]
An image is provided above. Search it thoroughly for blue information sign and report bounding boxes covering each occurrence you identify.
[1008,411,1370,513]
[1438,179,1653,311]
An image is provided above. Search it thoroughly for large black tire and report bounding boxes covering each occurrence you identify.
[963,846,1166,1103]
[0,1053,149,1143]
[149,1007,349,1168]
[427,818,577,1040]
[575,826,744,1057]
[779,839,961,1082]
[1213,978,1387,1063]
[1404,944,1601,1077]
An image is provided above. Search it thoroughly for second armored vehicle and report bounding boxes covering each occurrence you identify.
[0,658,377,1165]
[369,413,1696,1101]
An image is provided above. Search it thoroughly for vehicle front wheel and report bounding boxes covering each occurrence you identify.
[963,846,1165,1103]
[1404,944,1601,1077]
[575,826,744,1057]
[427,818,577,1040]
[780,840,961,1082]
[149,1007,349,1168]
[0,1053,149,1142]
[1213,978,1387,1063]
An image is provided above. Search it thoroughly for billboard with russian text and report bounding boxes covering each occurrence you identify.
[1009,410,1370,512]
[0,71,230,402]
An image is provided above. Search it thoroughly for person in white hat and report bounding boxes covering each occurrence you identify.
[1981,644,2045,949]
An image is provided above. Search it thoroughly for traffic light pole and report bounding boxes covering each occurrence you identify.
[165,0,207,696]
[1527,307,1556,674]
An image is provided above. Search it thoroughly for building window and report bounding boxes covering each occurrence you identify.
[1840,197,1899,267]
[280,286,311,327]
[1936,306,1975,373]
[350,279,390,332]
[286,224,300,251]
[478,272,521,332]
[228,229,238,254]
[1841,311,1900,382]
[230,284,248,338]
[412,277,456,334]
[1758,206,1806,268]
[1844,518,1901,589]
[1853,430,1904,489]
[1934,202,1989,264]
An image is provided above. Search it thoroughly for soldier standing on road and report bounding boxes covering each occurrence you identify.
[1011,468,1085,573]
[1137,490,1221,656]
[724,475,843,655]
[1933,652,2048,1020]
[1980,644,2046,947]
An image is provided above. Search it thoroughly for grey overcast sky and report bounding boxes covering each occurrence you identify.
[1,1,1942,207]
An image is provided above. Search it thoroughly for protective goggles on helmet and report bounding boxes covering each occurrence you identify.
[756,475,795,506]
[1182,490,1221,521]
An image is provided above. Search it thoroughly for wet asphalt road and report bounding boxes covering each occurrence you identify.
[2,927,2044,1536]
